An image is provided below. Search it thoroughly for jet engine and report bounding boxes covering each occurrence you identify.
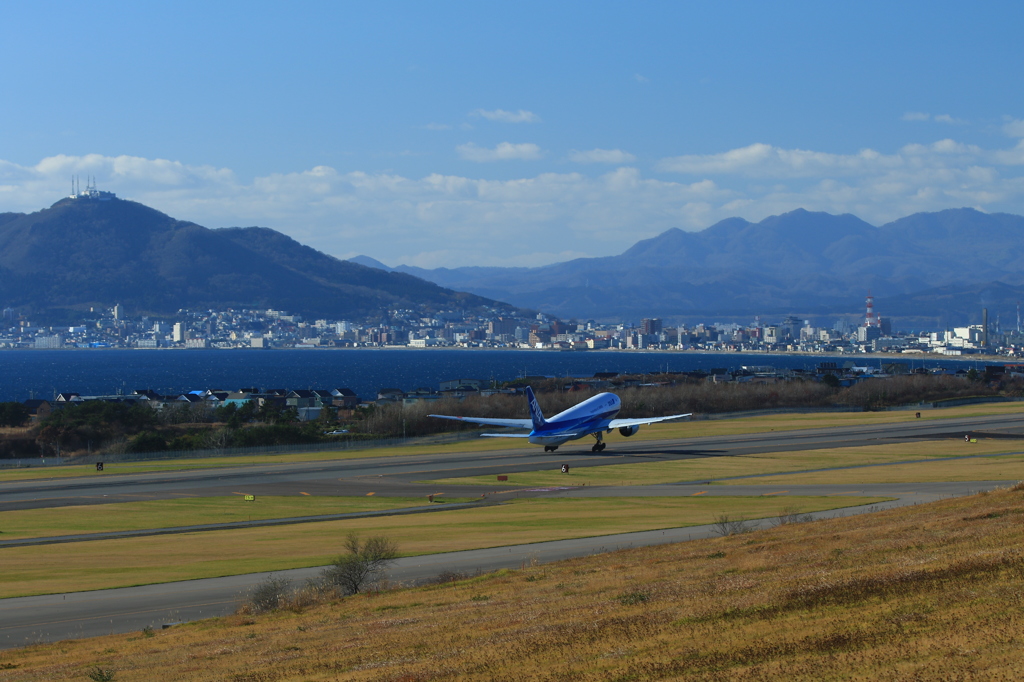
[618,425,641,437]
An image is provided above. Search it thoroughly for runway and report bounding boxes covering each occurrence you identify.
[3,410,1023,512]
[1,409,1023,648]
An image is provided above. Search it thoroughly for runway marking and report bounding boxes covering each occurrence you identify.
[299,492,310,496]
[826,491,862,496]
[691,491,707,496]
[760,491,789,496]
[366,492,375,496]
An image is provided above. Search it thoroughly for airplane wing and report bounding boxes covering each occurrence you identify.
[607,413,692,429]
[428,414,534,429]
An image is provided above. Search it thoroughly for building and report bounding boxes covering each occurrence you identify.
[330,388,360,408]
[34,334,63,349]
[640,318,663,336]
[857,325,882,343]
[23,399,52,421]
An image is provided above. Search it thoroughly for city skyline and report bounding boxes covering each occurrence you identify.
[2,2,1024,268]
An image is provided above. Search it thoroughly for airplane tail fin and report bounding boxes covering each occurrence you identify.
[525,386,547,430]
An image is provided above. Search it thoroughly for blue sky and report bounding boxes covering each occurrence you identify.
[2,1,1023,267]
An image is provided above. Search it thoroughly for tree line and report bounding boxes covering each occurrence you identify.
[0,371,1016,457]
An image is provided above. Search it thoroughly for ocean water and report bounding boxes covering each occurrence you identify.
[0,349,985,402]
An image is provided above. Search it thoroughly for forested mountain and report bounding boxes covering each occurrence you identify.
[358,208,1024,323]
[0,196,515,320]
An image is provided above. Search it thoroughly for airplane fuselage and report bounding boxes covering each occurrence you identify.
[429,385,689,452]
[527,391,620,446]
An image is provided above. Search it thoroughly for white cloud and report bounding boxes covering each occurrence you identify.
[421,122,452,130]
[649,137,1024,231]
[1003,118,1024,138]
[568,148,637,164]
[633,73,649,83]
[0,153,732,267]
[456,142,543,162]
[658,143,904,178]
[471,109,540,123]
[7,135,1024,268]
[903,112,966,124]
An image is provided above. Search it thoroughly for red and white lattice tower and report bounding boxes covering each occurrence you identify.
[865,292,878,327]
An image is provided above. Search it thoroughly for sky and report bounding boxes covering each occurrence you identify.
[2,1,1024,268]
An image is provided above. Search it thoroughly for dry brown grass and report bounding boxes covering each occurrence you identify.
[6,486,1024,679]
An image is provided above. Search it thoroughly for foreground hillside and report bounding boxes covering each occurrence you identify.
[0,196,514,320]
[5,486,1024,679]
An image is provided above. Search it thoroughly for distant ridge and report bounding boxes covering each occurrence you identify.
[348,255,394,272]
[359,207,1024,323]
[0,196,518,320]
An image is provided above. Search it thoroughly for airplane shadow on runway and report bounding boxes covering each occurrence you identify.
[562,448,728,459]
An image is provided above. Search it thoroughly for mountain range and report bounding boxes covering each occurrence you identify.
[5,195,1024,328]
[353,208,1024,326]
[0,196,515,321]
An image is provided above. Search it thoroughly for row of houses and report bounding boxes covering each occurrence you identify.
[375,379,520,405]
[23,387,362,422]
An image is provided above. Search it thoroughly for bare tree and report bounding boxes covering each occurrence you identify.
[320,533,399,596]
[770,506,814,527]
[712,514,756,537]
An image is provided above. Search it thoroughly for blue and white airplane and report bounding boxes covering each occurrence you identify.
[430,386,691,452]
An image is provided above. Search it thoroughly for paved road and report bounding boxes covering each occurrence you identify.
[2,410,1024,649]
[0,479,1012,649]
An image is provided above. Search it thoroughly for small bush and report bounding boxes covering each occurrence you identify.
[618,591,650,606]
[243,575,291,614]
[712,514,755,537]
[87,667,116,682]
[282,580,333,613]
[127,431,167,453]
[771,507,814,527]
[425,570,468,585]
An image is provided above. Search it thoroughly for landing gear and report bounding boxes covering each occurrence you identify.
[544,445,559,452]
[591,433,607,452]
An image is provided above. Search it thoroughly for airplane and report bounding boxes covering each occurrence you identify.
[429,386,691,452]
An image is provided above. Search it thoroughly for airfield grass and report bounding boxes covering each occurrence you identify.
[6,488,1024,679]
[431,438,1024,488]
[0,401,1020,483]
[0,496,478,540]
[0,496,886,599]
[734,453,1024,486]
